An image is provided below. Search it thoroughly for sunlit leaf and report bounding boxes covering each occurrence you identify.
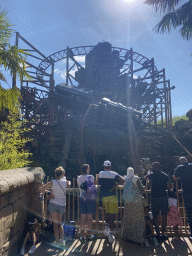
[0,8,13,43]
[0,8,32,84]
[0,71,6,81]
[0,111,32,170]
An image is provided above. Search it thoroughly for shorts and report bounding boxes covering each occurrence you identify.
[79,198,96,214]
[102,195,119,214]
[48,202,65,215]
[27,224,36,234]
[151,196,168,218]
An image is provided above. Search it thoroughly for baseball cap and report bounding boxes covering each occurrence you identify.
[103,160,111,167]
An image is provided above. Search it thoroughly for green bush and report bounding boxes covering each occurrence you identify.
[0,111,32,170]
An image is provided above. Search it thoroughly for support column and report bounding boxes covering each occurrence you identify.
[151,58,157,127]
[129,48,134,108]
[66,48,69,86]
[168,79,172,128]
[50,62,55,91]
[12,32,19,88]
[48,62,55,124]
[163,68,168,128]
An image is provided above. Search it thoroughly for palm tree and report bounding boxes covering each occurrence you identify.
[145,0,192,40]
[0,9,32,169]
[0,8,31,83]
[0,8,31,112]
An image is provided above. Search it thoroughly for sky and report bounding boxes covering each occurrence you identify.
[1,0,192,117]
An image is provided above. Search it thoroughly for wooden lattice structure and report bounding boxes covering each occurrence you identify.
[12,33,185,175]
[14,33,173,128]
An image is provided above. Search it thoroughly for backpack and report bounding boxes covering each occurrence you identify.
[80,175,97,200]
[122,178,137,202]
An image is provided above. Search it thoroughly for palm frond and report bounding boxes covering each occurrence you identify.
[180,19,192,40]
[153,11,178,33]
[0,86,21,111]
[0,71,6,82]
[0,8,13,43]
[153,0,192,40]
[0,8,32,84]
[0,44,32,82]
[177,0,192,39]
[145,0,181,13]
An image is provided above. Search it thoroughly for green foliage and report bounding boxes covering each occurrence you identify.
[0,9,33,170]
[0,44,31,82]
[0,86,21,111]
[172,114,189,125]
[0,111,32,170]
[157,114,188,126]
[0,8,31,83]
[0,8,13,44]
[145,0,192,40]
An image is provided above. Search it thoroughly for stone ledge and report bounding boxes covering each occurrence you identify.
[0,167,45,196]
[0,193,9,211]
[0,234,18,256]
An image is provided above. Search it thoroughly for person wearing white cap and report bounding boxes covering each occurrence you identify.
[98,160,125,243]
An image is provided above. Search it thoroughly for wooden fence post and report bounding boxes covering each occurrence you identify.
[68,183,71,221]
[73,178,75,221]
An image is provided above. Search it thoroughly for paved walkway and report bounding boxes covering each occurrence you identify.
[17,237,192,256]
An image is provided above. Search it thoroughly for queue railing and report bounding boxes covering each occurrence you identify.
[43,176,190,236]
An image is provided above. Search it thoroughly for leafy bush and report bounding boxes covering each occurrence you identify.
[0,111,32,170]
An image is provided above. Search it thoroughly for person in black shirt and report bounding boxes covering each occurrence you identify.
[20,213,41,255]
[148,162,171,242]
[174,157,192,239]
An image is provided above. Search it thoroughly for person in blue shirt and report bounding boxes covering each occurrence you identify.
[77,164,96,242]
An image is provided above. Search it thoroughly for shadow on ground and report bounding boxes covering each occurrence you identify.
[16,237,192,256]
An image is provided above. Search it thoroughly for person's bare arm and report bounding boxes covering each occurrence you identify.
[116,175,125,187]
[67,180,71,188]
[39,181,53,193]
[109,175,125,192]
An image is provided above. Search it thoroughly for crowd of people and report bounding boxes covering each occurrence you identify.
[20,157,192,254]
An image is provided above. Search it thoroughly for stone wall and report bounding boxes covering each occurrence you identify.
[0,167,45,256]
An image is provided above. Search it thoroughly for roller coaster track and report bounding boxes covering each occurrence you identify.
[36,46,159,81]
